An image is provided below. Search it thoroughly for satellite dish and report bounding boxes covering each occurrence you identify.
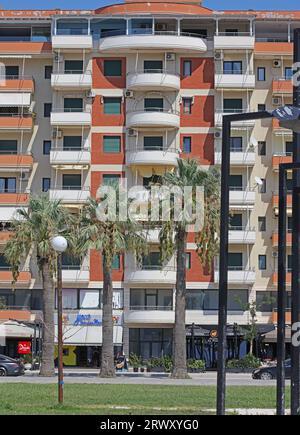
[250,137,258,148]
[255,176,264,186]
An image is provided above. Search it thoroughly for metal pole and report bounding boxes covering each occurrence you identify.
[216,116,231,415]
[277,164,287,415]
[57,253,64,404]
[291,27,300,416]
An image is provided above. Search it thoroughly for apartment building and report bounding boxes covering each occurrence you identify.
[0,0,297,367]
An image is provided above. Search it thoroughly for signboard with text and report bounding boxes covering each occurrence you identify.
[18,341,31,354]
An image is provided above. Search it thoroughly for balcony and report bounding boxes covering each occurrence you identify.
[229,188,255,206]
[50,109,91,127]
[273,271,292,286]
[126,146,179,168]
[0,191,29,205]
[127,70,180,91]
[214,268,256,284]
[50,147,90,168]
[0,76,34,92]
[272,309,292,325]
[49,187,90,205]
[0,154,33,170]
[215,72,255,90]
[272,231,292,247]
[51,72,92,90]
[214,149,255,166]
[272,78,293,95]
[214,33,255,50]
[61,266,89,283]
[99,30,207,53]
[272,154,293,170]
[125,307,174,324]
[228,227,256,244]
[215,110,255,128]
[0,307,32,321]
[126,109,180,130]
[125,266,176,285]
[0,114,33,131]
[52,30,93,50]
[255,41,293,56]
[0,268,31,285]
[272,118,292,135]
[0,231,13,245]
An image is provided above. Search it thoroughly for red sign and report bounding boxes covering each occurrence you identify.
[18,341,31,354]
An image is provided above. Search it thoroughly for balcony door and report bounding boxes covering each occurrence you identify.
[144,98,164,112]
[64,98,83,113]
[228,253,243,271]
[223,98,243,113]
[144,60,163,73]
[144,136,163,151]
[62,174,81,190]
[63,136,82,150]
[0,177,16,193]
[229,174,243,191]
[229,214,243,230]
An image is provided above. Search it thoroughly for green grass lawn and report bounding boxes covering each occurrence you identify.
[0,384,290,415]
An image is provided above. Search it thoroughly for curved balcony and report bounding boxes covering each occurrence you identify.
[125,266,176,285]
[99,30,207,53]
[127,70,180,91]
[51,72,92,90]
[126,146,179,167]
[126,108,180,130]
[126,307,175,324]
[50,147,90,168]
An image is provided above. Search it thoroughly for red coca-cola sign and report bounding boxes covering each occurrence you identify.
[18,341,31,354]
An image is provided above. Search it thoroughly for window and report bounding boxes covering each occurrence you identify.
[80,289,100,309]
[223,61,242,74]
[143,175,161,187]
[183,136,192,153]
[64,98,83,112]
[44,103,52,117]
[44,65,52,79]
[257,67,266,81]
[42,178,50,192]
[230,137,242,151]
[259,178,266,194]
[59,289,78,310]
[258,216,266,232]
[62,174,81,189]
[144,136,163,151]
[288,255,292,271]
[104,59,122,76]
[258,141,266,156]
[256,291,277,312]
[103,136,121,153]
[225,28,239,35]
[144,98,163,112]
[0,177,16,193]
[0,254,10,270]
[182,97,193,114]
[285,67,293,80]
[229,174,243,191]
[183,60,192,77]
[103,97,122,114]
[112,255,121,270]
[63,136,82,150]
[186,253,191,270]
[144,60,163,73]
[288,217,293,232]
[223,98,243,113]
[229,214,242,230]
[5,65,19,79]
[258,104,266,111]
[65,60,83,74]
[129,328,173,360]
[62,253,81,270]
[286,177,293,192]
[228,253,243,270]
[102,174,121,185]
[130,289,173,310]
[286,141,293,155]
[43,140,51,155]
[0,140,17,154]
[142,252,161,269]
[258,255,267,270]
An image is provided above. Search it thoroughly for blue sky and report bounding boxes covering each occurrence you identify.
[2,0,300,11]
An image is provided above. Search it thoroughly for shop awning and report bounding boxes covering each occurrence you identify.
[54,325,123,346]
[263,328,292,343]
[0,320,34,338]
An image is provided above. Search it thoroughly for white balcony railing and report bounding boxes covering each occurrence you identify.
[126,108,180,129]
[50,109,91,126]
[126,70,180,91]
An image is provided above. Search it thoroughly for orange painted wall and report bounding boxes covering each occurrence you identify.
[91,133,125,165]
[93,57,126,89]
[180,58,214,89]
[92,95,125,127]
[90,249,124,282]
[180,95,214,128]
[91,171,125,198]
[186,250,213,283]
[180,133,214,165]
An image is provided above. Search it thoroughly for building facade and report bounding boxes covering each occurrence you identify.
[0,0,296,366]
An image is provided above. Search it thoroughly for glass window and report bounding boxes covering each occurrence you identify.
[62,253,81,270]
[14,290,31,309]
[113,289,123,309]
[228,253,243,270]
[104,60,122,76]
[259,178,266,194]
[0,254,10,270]
[285,67,293,79]
[183,60,192,77]
[63,136,82,150]
[144,98,163,112]
[43,140,51,155]
[256,291,277,312]
[258,141,266,156]
[230,137,242,151]
[286,141,293,155]
[142,252,161,269]
[64,98,83,112]
[182,97,192,114]
[288,217,293,232]
[44,65,52,79]
[103,136,121,153]
[42,178,50,192]
[65,60,83,74]
[258,216,266,232]
[229,214,242,230]
[203,290,219,310]
[186,290,205,310]
[102,174,121,185]
[144,60,163,73]
[288,255,292,271]
[112,255,120,270]
[44,103,52,117]
[61,289,78,310]
[185,253,191,269]
[104,97,122,114]
[31,290,43,310]
[0,140,17,154]
[62,174,81,189]
[228,289,248,311]
[229,174,243,190]
[144,136,163,151]
[183,136,191,153]
[80,289,100,309]
[5,66,19,79]
[286,177,293,192]
[223,61,242,74]
[258,104,266,111]
[225,29,239,35]
[257,67,266,81]
[259,255,267,270]
[0,177,16,193]
[223,99,243,112]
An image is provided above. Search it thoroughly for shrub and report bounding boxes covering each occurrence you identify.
[187,359,206,371]
[227,353,261,369]
[129,353,141,368]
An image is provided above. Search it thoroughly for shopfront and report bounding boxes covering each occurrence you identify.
[129,328,173,359]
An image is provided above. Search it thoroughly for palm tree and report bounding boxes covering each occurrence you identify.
[5,195,73,377]
[160,158,220,378]
[78,194,147,377]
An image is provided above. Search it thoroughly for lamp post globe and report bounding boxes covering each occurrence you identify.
[51,235,68,253]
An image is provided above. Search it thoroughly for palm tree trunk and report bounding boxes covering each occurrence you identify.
[172,226,189,379]
[39,261,55,377]
[99,253,115,377]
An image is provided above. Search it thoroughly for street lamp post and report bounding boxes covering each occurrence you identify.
[50,235,68,404]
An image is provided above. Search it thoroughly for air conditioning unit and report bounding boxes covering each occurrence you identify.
[86,90,96,98]
[273,97,282,106]
[128,129,137,137]
[20,173,29,181]
[156,23,167,31]
[166,52,175,61]
[272,251,278,258]
[125,90,134,98]
[52,130,63,139]
[214,51,223,61]
[214,131,222,139]
[273,59,282,68]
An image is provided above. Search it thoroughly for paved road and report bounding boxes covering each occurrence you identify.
[0,371,284,386]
